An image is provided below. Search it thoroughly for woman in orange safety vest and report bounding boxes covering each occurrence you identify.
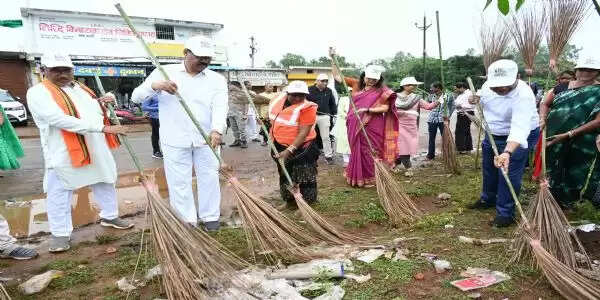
[269,80,320,208]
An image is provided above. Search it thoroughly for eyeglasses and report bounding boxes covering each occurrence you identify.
[289,93,306,98]
[320,80,329,83]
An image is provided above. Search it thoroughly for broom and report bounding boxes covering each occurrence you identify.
[506,0,546,82]
[467,77,600,299]
[479,17,511,70]
[237,74,362,245]
[94,76,247,299]
[546,0,591,73]
[114,4,319,261]
[436,11,460,175]
[0,283,9,300]
[330,51,420,224]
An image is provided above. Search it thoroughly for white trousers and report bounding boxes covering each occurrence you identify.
[0,214,16,252]
[46,169,118,237]
[162,144,221,223]
[316,115,333,158]
[246,115,259,140]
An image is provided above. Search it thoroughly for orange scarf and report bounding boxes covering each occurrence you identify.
[42,80,120,168]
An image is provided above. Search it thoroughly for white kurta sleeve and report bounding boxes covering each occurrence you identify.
[27,87,105,133]
[210,76,229,135]
[131,68,161,104]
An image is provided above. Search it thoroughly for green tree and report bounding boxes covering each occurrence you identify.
[279,53,307,68]
[265,60,280,68]
[504,44,580,87]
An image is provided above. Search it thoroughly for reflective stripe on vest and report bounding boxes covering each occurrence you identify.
[269,95,317,145]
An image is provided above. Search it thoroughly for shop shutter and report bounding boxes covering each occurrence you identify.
[0,59,29,106]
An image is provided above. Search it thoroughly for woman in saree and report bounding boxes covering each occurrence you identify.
[331,62,398,187]
[393,77,442,176]
[539,58,600,207]
[0,104,24,174]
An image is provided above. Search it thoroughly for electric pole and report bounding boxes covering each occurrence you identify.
[249,36,257,68]
[415,14,431,126]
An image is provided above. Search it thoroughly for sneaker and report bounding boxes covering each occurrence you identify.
[489,216,514,228]
[203,221,220,232]
[100,218,134,230]
[49,236,71,253]
[0,246,38,260]
[251,138,261,142]
[240,141,248,148]
[152,151,163,159]
[229,140,241,147]
[325,157,334,165]
[467,201,495,210]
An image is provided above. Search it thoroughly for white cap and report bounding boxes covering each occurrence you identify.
[485,59,518,88]
[575,57,600,70]
[316,73,328,81]
[184,35,215,57]
[399,76,423,86]
[286,80,309,94]
[364,65,384,80]
[41,52,74,68]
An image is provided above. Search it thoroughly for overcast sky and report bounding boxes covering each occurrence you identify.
[3,0,599,67]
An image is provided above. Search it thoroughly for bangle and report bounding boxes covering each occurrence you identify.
[287,145,297,153]
[568,130,574,138]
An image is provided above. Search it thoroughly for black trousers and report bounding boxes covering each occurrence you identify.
[150,118,161,153]
[455,111,474,152]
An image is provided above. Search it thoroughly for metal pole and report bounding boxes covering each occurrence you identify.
[249,36,256,68]
[415,14,431,125]
[435,11,444,89]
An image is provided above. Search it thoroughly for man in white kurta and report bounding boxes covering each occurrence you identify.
[131,36,228,231]
[27,52,133,252]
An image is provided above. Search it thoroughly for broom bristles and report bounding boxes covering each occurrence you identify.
[374,159,421,224]
[530,237,600,300]
[479,17,511,69]
[227,176,318,261]
[511,182,591,269]
[142,178,247,299]
[507,2,546,73]
[547,0,590,72]
[442,121,461,174]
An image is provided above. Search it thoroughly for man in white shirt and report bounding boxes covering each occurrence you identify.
[467,59,540,228]
[131,36,228,232]
[28,52,133,253]
[453,82,475,154]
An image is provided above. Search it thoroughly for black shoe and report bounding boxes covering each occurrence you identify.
[240,141,248,148]
[489,216,514,228]
[467,201,494,210]
[229,140,241,147]
[152,151,163,159]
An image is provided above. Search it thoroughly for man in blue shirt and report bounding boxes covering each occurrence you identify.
[426,82,454,160]
[142,93,162,158]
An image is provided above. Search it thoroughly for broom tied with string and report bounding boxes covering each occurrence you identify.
[467,77,600,300]
[436,11,460,175]
[114,5,322,264]
[238,74,361,246]
[330,50,420,224]
[94,73,247,299]
[547,0,591,74]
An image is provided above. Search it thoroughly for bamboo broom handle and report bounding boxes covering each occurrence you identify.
[94,74,145,174]
[114,3,223,167]
[466,77,529,227]
[330,54,378,157]
[237,74,294,187]
[436,11,445,90]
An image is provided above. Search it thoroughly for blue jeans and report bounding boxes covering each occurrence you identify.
[427,122,444,159]
[480,128,540,218]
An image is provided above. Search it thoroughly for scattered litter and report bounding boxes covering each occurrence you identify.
[344,273,371,283]
[450,267,510,291]
[444,224,454,229]
[145,265,162,281]
[392,237,424,246]
[437,193,452,201]
[467,292,482,298]
[420,253,438,262]
[392,248,410,261]
[19,270,63,295]
[355,249,386,263]
[414,273,425,280]
[0,277,13,282]
[267,259,351,280]
[314,285,345,300]
[576,223,597,232]
[116,277,136,292]
[105,247,117,254]
[124,201,133,205]
[383,250,394,259]
[433,260,452,273]
[308,245,357,259]
[458,236,509,245]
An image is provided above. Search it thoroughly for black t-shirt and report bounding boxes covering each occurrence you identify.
[307,85,337,115]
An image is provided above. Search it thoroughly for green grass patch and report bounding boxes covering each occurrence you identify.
[571,200,600,223]
[105,247,156,277]
[359,202,388,223]
[95,233,120,245]
[414,212,455,230]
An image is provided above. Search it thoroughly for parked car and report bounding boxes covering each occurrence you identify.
[0,89,27,126]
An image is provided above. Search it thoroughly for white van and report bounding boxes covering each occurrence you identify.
[0,89,27,126]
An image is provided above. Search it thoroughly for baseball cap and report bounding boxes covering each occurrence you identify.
[184,35,215,57]
[41,52,74,68]
[287,80,309,94]
[485,59,518,88]
[364,65,384,80]
[575,57,600,70]
[399,76,423,86]
[316,73,328,81]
